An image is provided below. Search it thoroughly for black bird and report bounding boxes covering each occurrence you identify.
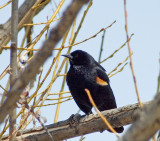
[63,50,124,133]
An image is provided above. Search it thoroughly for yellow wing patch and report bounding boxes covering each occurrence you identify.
[96,77,108,86]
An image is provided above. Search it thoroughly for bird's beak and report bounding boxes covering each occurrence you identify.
[62,54,73,60]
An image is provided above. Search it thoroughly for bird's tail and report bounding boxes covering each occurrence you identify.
[108,126,124,133]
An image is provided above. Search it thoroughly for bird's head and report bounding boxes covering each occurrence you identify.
[62,50,94,66]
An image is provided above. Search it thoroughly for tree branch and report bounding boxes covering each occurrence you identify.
[9,0,18,140]
[2,102,150,141]
[0,0,89,124]
[119,93,160,141]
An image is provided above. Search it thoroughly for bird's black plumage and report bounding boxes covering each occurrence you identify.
[63,50,124,133]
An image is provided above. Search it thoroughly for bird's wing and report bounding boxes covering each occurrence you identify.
[94,61,106,71]
[96,67,110,86]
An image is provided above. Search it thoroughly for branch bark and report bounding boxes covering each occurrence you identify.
[2,102,149,141]
[9,0,18,140]
[0,0,89,124]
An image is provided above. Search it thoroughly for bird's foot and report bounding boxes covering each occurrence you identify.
[68,113,81,127]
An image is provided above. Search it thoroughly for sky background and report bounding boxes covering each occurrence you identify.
[0,0,160,140]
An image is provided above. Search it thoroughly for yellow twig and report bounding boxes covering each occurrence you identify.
[85,89,119,138]
[109,62,128,78]
[2,46,60,51]
[0,85,7,93]
[0,79,10,106]
[108,54,132,76]
[54,25,72,123]
[23,18,61,26]
[33,67,43,105]
[0,0,12,9]
[46,95,72,101]
[28,57,56,101]
[32,0,50,10]
[100,34,134,64]
[57,74,67,76]
[55,20,116,50]
[0,117,9,138]
[34,98,73,107]
[69,20,76,44]
[71,0,93,45]
[20,16,34,52]
[54,41,69,123]
[48,91,70,95]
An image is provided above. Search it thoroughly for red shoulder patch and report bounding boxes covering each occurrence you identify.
[96,77,108,86]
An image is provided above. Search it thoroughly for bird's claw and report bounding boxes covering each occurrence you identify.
[68,113,81,127]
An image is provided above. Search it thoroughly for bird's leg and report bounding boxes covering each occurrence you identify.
[67,113,82,134]
[67,113,81,127]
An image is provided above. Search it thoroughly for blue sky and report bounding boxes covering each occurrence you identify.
[0,0,160,140]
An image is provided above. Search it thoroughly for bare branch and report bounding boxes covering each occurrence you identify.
[0,0,89,124]
[123,0,142,107]
[9,0,18,140]
[2,102,150,141]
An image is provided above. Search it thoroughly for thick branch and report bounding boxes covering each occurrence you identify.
[119,93,160,141]
[9,0,18,140]
[2,102,149,141]
[0,0,89,124]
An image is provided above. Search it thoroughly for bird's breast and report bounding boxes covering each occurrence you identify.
[67,65,96,89]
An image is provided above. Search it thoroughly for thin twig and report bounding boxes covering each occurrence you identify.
[108,53,132,76]
[32,0,50,10]
[98,30,106,63]
[85,89,119,138]
[100,34,134,64]
[109,62,128,78]
[48,91,70,95]
[54,30,71,123]
[0,85,8,93]
[34,98,73,107]
[62,20,115,50]
[0,0,12,9]
[23,18,61,26]
[46,95,72,101]
[124,0,142,107]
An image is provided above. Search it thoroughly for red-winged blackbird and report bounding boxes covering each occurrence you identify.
[63,50,124,133]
